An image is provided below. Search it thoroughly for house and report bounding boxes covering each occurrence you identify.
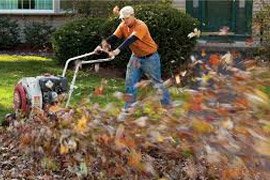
[0,0,268,45]
[0,0,71,29]
[173,0,270,47]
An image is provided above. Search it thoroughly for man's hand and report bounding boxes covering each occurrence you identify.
[101,40,111,51]
[94,45,102,54]
[108,48,120,58]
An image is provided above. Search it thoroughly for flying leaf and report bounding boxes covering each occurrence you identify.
[135,80,151,89]
[221,118,234,130]
[128,149,142,169]
[93,79,108,96]
[133,116,148,127]
[60,144,69,154]
[94,63,100,72]
[187,28,201,39]
[221,51,233,65]
[209,54,220,66]
[254,140,270,156]
[245,38,254,46]
[219,26,230,36]
[48,104,63,113]
[201,49,206,57]
[191,119,214,134]
[113,6,120,15]
[74,115,88,134]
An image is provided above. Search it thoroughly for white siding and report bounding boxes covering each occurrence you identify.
[172,0,186,10]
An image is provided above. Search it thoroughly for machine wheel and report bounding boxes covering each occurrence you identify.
[13,83,29,114]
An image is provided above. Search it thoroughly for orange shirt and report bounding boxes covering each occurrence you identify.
[113,19,158,57]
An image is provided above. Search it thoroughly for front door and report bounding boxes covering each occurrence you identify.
[186,0,253,36]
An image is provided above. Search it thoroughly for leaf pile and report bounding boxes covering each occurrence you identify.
[1,51,270,179]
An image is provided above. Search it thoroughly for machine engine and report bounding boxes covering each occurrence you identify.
[14,75,68,114]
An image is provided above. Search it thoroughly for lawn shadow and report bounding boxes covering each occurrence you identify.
[0,60,61,77]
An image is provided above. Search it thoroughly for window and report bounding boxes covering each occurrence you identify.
[0,0,53,10]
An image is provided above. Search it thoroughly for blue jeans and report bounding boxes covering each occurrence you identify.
[125,52,171,109]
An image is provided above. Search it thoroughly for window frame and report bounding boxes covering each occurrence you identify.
[0,0,60,14]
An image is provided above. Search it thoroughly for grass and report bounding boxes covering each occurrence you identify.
[0,55,125,122]
[1,54,270,123]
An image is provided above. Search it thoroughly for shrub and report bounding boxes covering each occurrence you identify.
[0,17,20,49]
[52,18,107,64]
[24,22,55,49]
[73,0,169,17]
[254,4,270,61]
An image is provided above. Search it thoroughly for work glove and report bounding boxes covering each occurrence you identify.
[108,48,120,58]
[101,40,111,52]
[94,45,102,54]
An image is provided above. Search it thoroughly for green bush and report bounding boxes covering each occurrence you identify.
[52,18,107,64]
[0,17,20,49]
[24,22,55,49]
[73,0,169,17]
[254,4,270,61]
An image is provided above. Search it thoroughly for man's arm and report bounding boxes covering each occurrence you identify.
[105,35,119,46]
[118,35,138,51]
[109,35,138,57]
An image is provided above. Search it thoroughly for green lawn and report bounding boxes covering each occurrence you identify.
[0,55,125,121]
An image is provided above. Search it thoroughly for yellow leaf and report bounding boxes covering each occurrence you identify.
[74,115,88,134]
[262,125,270,134]
[222,118,234,130]
[254,89,269,104]
[60,144,69,154]
[149,131,165,142]
[191,119,214,134]
[254,140,270,156]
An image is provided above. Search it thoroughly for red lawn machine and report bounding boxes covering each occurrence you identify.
[13,50,114,117]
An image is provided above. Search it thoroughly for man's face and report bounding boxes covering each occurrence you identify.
[121,15,135,27]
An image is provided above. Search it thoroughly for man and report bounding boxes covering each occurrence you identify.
[95,6,171,110]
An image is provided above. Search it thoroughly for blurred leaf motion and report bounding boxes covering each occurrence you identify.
[0,51,270,179]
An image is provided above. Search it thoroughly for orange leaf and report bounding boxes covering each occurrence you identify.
[222,168,245,179]
[128,150,142,169]
[209,54,220,66]
[189,94,203,111]
[216,107,229,116]
[234,98,249,108]
[98,134,111,145]
[93,79,107,96]
[233,127,250,136]
[123,137,136,149]
[49,105,62,113]
[115,138,127,150]
[20,133,32,147]
[94,87,104,96]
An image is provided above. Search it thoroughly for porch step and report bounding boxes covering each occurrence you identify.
[194,40,259,56]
